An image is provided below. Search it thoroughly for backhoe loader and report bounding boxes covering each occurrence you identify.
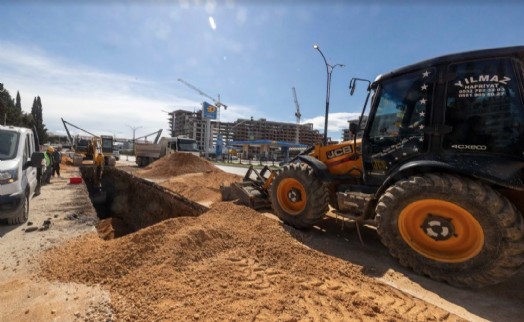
[233,46,524,288]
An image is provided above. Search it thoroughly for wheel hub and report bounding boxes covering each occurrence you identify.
[420,214,456,241]
[287,188,302,203]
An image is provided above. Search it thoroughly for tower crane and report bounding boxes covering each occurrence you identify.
[292,86,302,143]
[177,78,227,109]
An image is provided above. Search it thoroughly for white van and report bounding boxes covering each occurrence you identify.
[0,125,43,225]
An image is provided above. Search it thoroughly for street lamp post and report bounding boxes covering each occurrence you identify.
[313,44,344,145]
[126,124,142,157]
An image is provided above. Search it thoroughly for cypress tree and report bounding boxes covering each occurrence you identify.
[31,96,48,143]
[0,83,19,126]
[15,91,21,112]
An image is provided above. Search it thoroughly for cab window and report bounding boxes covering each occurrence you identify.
[443,58,524,156]
[366,69,434,164]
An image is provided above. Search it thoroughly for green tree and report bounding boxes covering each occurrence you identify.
[15,91,21,112]
[0,83,6,125]
[1,84,45,140]
[0,83,20,126]
[31,96,48,143]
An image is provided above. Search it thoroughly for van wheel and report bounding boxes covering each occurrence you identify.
[376,173,524,288]
[8,191,29,225]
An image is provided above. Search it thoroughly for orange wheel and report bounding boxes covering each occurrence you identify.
[398,199,484,263]
[276,178,307,215]
[376,173,524,288]
[269,163,328,229]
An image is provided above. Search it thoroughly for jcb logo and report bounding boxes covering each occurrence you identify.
[326,145,353,160]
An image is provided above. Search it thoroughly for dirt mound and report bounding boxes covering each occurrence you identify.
[61,154,74,165]
[137,153,219,178]
[160,172,242,205]
[40,202,457,321]
[135,152,242,206]
[97,217,134,240]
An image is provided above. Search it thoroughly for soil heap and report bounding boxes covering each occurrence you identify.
[136,153,219,178]
[41,202,458,321]
[135,153,242,205]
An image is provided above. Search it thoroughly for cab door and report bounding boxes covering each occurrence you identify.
[362,68,436,185]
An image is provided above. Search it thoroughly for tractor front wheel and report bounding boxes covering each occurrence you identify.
[376,173,524,288]
[269,163,329,229]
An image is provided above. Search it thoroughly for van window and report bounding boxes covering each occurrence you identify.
[443,58,524,156]
[0,130,20,160]
[23,134,30,161]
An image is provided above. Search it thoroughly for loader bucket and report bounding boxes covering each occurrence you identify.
[229,166,276,210]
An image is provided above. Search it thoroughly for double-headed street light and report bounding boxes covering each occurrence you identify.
[313,44,344,145]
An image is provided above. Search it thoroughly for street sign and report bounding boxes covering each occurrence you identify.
[203,101,217,119]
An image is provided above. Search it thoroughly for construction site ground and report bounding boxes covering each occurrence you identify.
[0,153,523,321]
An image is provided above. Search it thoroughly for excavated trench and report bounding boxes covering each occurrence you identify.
[80,166,209,238]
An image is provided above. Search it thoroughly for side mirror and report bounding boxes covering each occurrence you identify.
[349,79,357,96]
[30,152,45,168]
[349,78,372,96]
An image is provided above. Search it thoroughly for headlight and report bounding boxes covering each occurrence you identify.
[0,169,18,184]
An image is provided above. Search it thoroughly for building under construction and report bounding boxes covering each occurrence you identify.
[167,109,324,157]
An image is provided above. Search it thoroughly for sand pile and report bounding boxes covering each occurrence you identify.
[61,154,74,165]
[160,172,241,205]
[135,152,242,205]
[40,202,456,321]
[137,153,219,178]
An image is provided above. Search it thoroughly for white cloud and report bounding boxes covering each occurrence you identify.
[0,41,257,139]
[303,112,362,140]
[0,41,355,142]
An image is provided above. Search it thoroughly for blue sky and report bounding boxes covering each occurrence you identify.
[1,0,523,141]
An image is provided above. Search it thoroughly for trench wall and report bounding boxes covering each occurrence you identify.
[80,166,209,231]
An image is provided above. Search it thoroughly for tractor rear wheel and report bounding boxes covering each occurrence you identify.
[269,163,329,229]
[376,173,524,288]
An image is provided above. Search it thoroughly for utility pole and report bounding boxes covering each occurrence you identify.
[292,87,302,144]
[126,124,142,157]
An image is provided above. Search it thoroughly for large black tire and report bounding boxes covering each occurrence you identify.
[8,191,29,225]
[269,163,329,229]
[376,173,524,288]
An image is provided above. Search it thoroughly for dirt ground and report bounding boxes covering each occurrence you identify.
[0,163,112,321]
[1,153,523,321]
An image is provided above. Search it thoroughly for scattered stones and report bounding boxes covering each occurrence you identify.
[25,226,39,233]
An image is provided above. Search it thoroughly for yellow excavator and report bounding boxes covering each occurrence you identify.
[61,118,114,166]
